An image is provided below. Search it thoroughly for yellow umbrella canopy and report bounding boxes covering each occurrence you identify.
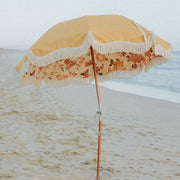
[16,15,171,88]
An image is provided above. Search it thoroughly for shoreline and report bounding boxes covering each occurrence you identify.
[99,81,180,104]
[98,84,180,105]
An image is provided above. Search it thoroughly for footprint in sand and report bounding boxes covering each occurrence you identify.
[71,151,78,155]
[174,172,180,177]
[153,147,161,151]
[106,167,115,172]
[137,132,147,136]
[82,161,91,165]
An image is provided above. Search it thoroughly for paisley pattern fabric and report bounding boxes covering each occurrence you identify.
[21,47,161,87]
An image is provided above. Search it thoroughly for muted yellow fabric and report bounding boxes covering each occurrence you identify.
[31,15,170,56]
[16,56,27,72]
[155,35,169,49]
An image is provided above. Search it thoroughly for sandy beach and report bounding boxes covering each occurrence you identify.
[0,62,180,180]
[0,50,179,180]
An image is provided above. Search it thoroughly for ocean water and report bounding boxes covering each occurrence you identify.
[100,51,180,103]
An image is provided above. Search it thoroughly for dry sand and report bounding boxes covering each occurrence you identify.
[0,50,180,180]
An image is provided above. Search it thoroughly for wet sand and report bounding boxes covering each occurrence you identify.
[0,50,180,180]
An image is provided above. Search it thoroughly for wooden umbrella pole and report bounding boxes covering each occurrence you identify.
[90,46,102,180]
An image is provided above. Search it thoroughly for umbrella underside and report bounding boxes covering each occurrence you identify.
[20,47,164,88]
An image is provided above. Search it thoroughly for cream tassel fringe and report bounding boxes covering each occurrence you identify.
[27,31,172,67]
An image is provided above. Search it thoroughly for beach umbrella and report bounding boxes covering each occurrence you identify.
[16,15,172,180]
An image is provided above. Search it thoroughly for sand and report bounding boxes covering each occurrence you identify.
[0,50,180,180]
